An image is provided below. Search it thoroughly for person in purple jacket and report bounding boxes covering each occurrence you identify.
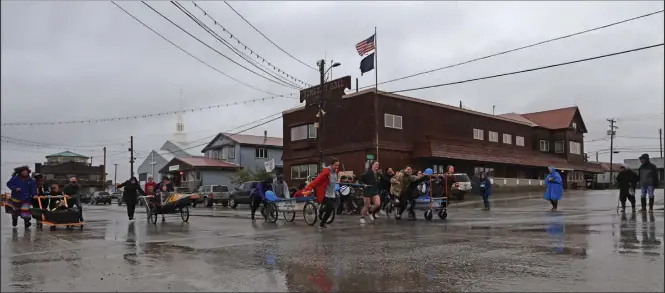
[6,166,37,228]
[250,178,273,222]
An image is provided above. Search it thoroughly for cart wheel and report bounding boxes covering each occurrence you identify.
[303,202,318,226]
[37,222,43,229]
[424,209,433,221]
[326,210,335,224]
[283,211,296,222]
[180,206,190,223]
[438,209,448,220]
[265,203,278,223]
[149,211,158,225]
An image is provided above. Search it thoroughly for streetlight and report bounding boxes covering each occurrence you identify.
[316,60,341,171]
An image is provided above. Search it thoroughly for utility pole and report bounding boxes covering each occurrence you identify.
[607,119,618,186]
[114,164,118,185]
[103,147,107,191]
[129,136,135,178]
[658,128,663,158]
[596,152,599,162]
[317,59,326,172]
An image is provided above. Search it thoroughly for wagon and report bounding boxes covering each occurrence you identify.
[263,193,322,225]
[30,195,84,230]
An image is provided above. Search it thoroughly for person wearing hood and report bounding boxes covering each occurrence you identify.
[272,174,290,199]
[6,166,37,228]
[637,154,659,212]
[144,176,157,196]
[250,178,273,222]
[117,177,146,221]
[478,172,493,211]
[615,165,638,212]
[544,166,563,211]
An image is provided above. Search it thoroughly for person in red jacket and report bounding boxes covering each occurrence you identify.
[144,177,157,196]
[302,157,340,229]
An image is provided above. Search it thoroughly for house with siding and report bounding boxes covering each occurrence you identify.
[200,131,284,186]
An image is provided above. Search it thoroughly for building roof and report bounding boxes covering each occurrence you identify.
[222,133,283,147]
[589,162,625,172]
[496,113,539,126]
[519,106,579,130]
[160,156,240,173]
[46,151,89,158]
[414,139,603,172]
[166,140,205,156]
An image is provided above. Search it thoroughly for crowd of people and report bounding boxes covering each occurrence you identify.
[4,153,659,229]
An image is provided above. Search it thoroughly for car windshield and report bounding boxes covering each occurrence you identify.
[213,186,228,192]
[454,174,470,182]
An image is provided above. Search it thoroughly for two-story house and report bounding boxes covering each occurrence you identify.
[189,131,284,187]
[34,151,106,194]
[282,85,602,187]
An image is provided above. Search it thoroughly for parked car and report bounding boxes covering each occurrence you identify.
[194,185,231,207]
[228,181,260,209]
[110,191,122,200]
[451,173,472,200]
[79,192,93,204]
[90,191,112,205]
[117,193,144,206]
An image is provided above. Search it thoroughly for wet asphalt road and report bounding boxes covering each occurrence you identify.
[2,190,663,292]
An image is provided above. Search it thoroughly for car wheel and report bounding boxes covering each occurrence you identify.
[229,198,238,209]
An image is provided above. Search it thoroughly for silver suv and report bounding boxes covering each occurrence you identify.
[196,185,230,207]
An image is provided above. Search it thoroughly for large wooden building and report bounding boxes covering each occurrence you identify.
[282,78,602,187]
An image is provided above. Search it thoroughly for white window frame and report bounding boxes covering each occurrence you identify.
[255,147,268,159]
[488,131,499,142]
[384,114,403,130]
[571,122,577,130]
[473,129,484,140]
[502,134,512,144]
[555,140,565,154]
[291,164,318,180]
[569,141,581,155]
[539,140,550,152]
[516,136,525,146]
[290,124,317,141]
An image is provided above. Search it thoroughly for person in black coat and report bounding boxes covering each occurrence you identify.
[117,177,146,221]
[616,166,638,212]
[379,168,394,214]
[63,177,84,222]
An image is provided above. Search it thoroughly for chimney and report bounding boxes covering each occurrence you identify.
[264,130,267,141]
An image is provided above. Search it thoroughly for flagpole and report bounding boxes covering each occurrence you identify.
[374,26,379,162]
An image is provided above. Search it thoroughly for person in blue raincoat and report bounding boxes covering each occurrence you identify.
[6,166,37,228]
[478,172,492,211]
[544,166,563,211]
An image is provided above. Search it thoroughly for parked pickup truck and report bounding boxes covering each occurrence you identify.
[194,185,231,207]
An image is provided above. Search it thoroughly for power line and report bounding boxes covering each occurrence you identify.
[110,1,287,97]
[3,96,293,127]
[389,43,664,94]
[141,1,298,91]
[359,9,664,90]
[170,1,303,90]
[0,136,127,148]
[191,1,312,87]
[223,1,317,72]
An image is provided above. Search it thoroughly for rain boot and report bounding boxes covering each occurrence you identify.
[553,200,558,211]
[620,199,626,213]
[23,218,31,229]
[485,201,490,211]
[648,198,654,213]
[11,216,18,227]
[640,198,647,211]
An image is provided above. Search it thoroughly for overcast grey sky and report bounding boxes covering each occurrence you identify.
[1,1,663,186]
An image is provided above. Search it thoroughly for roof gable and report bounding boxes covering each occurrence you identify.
[520,106,580,130]
[46,151,88,158]
[202,132,283,152]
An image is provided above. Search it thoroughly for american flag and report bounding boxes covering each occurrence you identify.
[355,34,376,56]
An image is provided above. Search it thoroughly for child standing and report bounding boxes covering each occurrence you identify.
[479,172,492,211]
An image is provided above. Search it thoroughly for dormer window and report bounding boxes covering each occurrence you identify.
[571,122,577,130]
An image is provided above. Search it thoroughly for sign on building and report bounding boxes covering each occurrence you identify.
[168,165,180,171]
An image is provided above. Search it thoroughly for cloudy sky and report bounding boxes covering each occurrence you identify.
[1,1,663,186]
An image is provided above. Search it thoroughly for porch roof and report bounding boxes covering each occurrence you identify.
[159,156,240,173]
[414,140,603,173]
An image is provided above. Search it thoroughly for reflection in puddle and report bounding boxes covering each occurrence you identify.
[546,214,565,254]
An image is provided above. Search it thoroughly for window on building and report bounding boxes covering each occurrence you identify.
[571,122,577,130]
[433,165,445,174]
[255,147,268,159]
[516,136,525,146]
[290,124,316,141]
[555,141,565,153]
[473,129,484,140]
[474,167,494,177]
[384,114,403,129]
[291,164,318,179]
[569,141,581,155]
[489,131,499,142]
[503,134,512,144]
[539,140,550,152]
[225,146,235,159]
[212,150,219,159]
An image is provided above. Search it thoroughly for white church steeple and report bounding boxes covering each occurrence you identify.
[173,89,188,143]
